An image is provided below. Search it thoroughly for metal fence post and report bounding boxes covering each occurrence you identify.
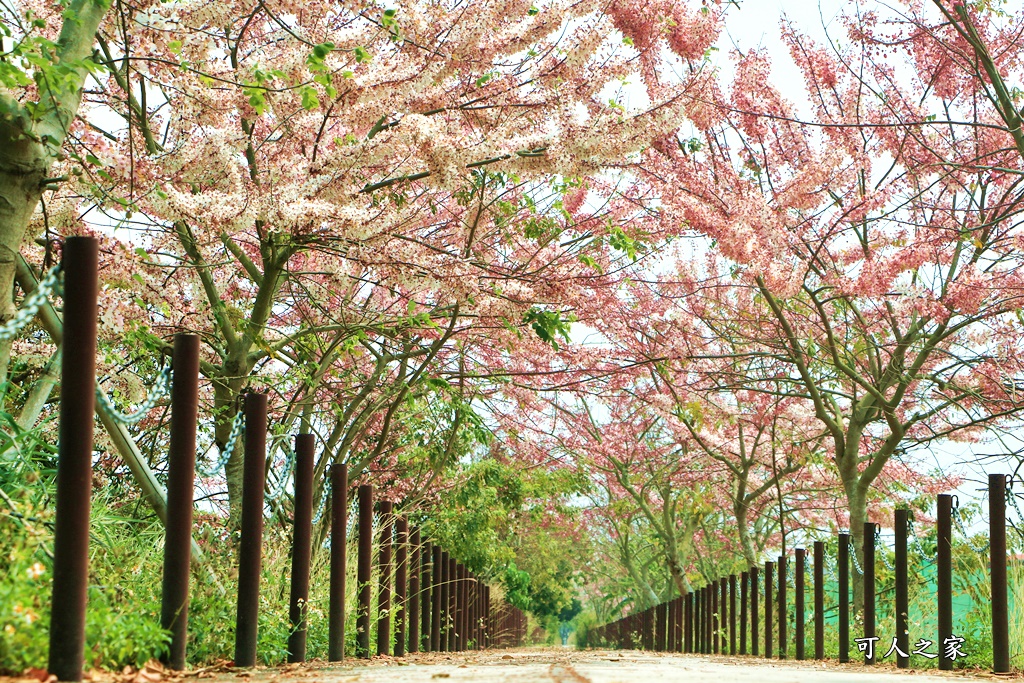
[328,464,348,661]
[356,484,373,658]
[838,532,849,663]
[408,528,421,653]
[394,516,408,656]
[234,392,268,667]
[990,474,1010,673]
[777,556,786,659]
[729,575,737,655]
[160,334,200,671]
[937,494,953,672]
[750,566,759,657]
[795,548,805,661]
[740,571,748,655]
[863,522,876,665]
[439,551,450,651]
[720,577,728,655]
[712,581,719,654]
[48,237,99,683]
[376,500,393,656]
[894,510,909,669]
[431,545,442,651]
[447,555,457,651]
[764,561,773,659]
[813,541,824,660]
[657,601,667,651]
[287,434,315,663]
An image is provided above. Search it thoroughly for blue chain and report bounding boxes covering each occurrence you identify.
[196,409,244,476]
[96,365,172,425]
[0,266,61,341]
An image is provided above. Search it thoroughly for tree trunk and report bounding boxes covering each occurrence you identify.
[213,364,247,527]
[848,486,867,616]
[735,502,758,567]
[0,0,114,321]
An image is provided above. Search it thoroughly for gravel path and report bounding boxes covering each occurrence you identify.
[235,649,1018,683]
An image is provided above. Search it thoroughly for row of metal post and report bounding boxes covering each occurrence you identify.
[594,480,1013,673]
[44,237,525,682]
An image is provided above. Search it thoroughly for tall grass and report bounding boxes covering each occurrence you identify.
[0,454,363,672]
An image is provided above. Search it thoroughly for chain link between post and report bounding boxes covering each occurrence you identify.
[96,364,172,425]
[197,409,245,476]
[0,266,62,341]
[951,506,990,554]
[875,527,895,572]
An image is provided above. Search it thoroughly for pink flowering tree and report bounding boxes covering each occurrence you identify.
[2,0,729,519]
[627,3,1024,609]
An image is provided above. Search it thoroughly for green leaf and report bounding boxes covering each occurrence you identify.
[300,85,320,110]
[354,45,371,63]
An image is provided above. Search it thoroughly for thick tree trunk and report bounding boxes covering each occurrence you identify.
[847,486,867,616]
[0,130,49,313]
[735,502,758,568]
[213,363,248,527]
[0,0,113,319]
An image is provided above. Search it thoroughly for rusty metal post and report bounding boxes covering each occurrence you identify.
[937,494,953,671]
[456,563,466,651]
[484,585,491,648]
[704,587,710,653]
[468,574,476,649]
[439,551,450,651]
[234,392,268,668]
[691,591,697,653]
[695,589,702,653]
[990,475,1010,673]
[894,510,909,669]
[685,592,693,653]
[447,555,457,651]
[431,545,442,651]
[698,588,705,653]
[376,500,393,656]
[795,548,805,661]
[48,237,99,683]
[813,541,824,660]
[712,581,719,654]
[740,571,748,655]
[287,434,315,663]
[750,565,759,657]
[730,574,737,654]
[656,601,667,651]
[408,528,421,653]
[764,561,773,659]
[720,577,728,654]
[422,541,433,651]
[778,555,786,659]
[395,517,408,656]
[671,598,679,651]
[328,464,348,661]
[356,484,373,658]
[461,565,470,651]
[160,334,200,671]
[838,532,849,663]
[705,586,712,653]
[863,522,876,665]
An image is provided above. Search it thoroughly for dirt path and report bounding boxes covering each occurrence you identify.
[221,649,1018,683]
